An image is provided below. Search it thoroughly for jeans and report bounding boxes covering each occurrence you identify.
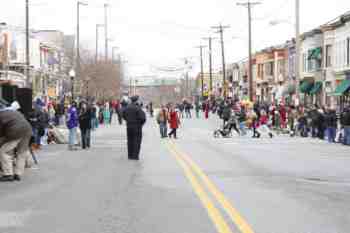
[33,128,43,145]
[327,127,336,143]
[344,126,350,145]
[159,122,168,138]
[91,118,97,131]
[81,128,91,149]
[41,128,48,145]
[185,110,192,118]
[68,127,77,146]
[298,123,308,137]
[239,122,246,136]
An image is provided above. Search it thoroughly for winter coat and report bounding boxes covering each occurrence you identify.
[341,109,350,126]
[157,109,168,124]
[169,111,180,129]
[279,106,287,122]
[67,106,79,129]
[0,109,32,141]
[79,109,92,130]
[38,111,50,129]
[325,111,338,128]
[122,103,146,128]
[103,108,111,120]
[259,115,269,125]
[222,106,232,121]
[237,110,246,123]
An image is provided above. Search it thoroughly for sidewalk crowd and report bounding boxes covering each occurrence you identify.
[0,96,129,182]
[154,98,350,146]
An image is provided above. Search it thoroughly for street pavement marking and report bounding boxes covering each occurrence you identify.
[168,141,255,233]
[165,143,233,233]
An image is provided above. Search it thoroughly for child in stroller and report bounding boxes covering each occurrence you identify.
[214,115,240,138]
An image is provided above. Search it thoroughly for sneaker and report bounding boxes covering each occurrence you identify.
[0,175,14,182]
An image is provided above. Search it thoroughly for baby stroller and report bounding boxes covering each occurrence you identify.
[213,116,240,138]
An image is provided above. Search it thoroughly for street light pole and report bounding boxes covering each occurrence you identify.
[77,1,87,98]
[248,4,253,101]
[104,3,109,62]
[25,0,30,87]
[77,1,80,83]
[70,69,76,102]
[295,0,301,104]
[95,24,104,63]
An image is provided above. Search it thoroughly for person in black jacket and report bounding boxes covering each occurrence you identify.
[315,109,325,140]
[222,103,232,126]
[341,106,350,145]
[79,103,92,149]
[123,96,146,160]
[325,108,338,143]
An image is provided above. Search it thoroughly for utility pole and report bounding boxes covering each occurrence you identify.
[184,58,189,98]
[295,0,301,104]
[202,37,216,93]
[196,45,207,98]
[104,3,109,62]
[95,24,104,63]
[25,0,30,87]
[212,25,230,98]
[237,0,261,101]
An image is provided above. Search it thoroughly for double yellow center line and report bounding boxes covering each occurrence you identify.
[165,141,255,233]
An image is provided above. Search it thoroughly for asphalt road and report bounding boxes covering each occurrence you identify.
[0,113,349,233]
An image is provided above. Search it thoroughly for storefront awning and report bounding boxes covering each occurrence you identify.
[309,81,322,95]
[299,80,314,93]
[332,79,350,96]
[308,47,322,60]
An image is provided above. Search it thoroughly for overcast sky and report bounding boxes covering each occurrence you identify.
[2,0,350,78]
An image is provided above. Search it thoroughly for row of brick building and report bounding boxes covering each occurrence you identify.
[221,11,350,109]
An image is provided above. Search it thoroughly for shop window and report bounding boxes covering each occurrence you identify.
[278,60,285,74]
[315,59,322,70]
[265,62,274,76]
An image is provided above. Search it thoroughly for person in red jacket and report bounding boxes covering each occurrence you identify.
[168,106,180,139]
[279,104,287,129]
[204,100,210,119]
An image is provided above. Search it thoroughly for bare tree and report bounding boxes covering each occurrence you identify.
[79,48,122,101]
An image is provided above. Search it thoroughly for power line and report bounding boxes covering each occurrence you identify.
[251,0,291,21]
